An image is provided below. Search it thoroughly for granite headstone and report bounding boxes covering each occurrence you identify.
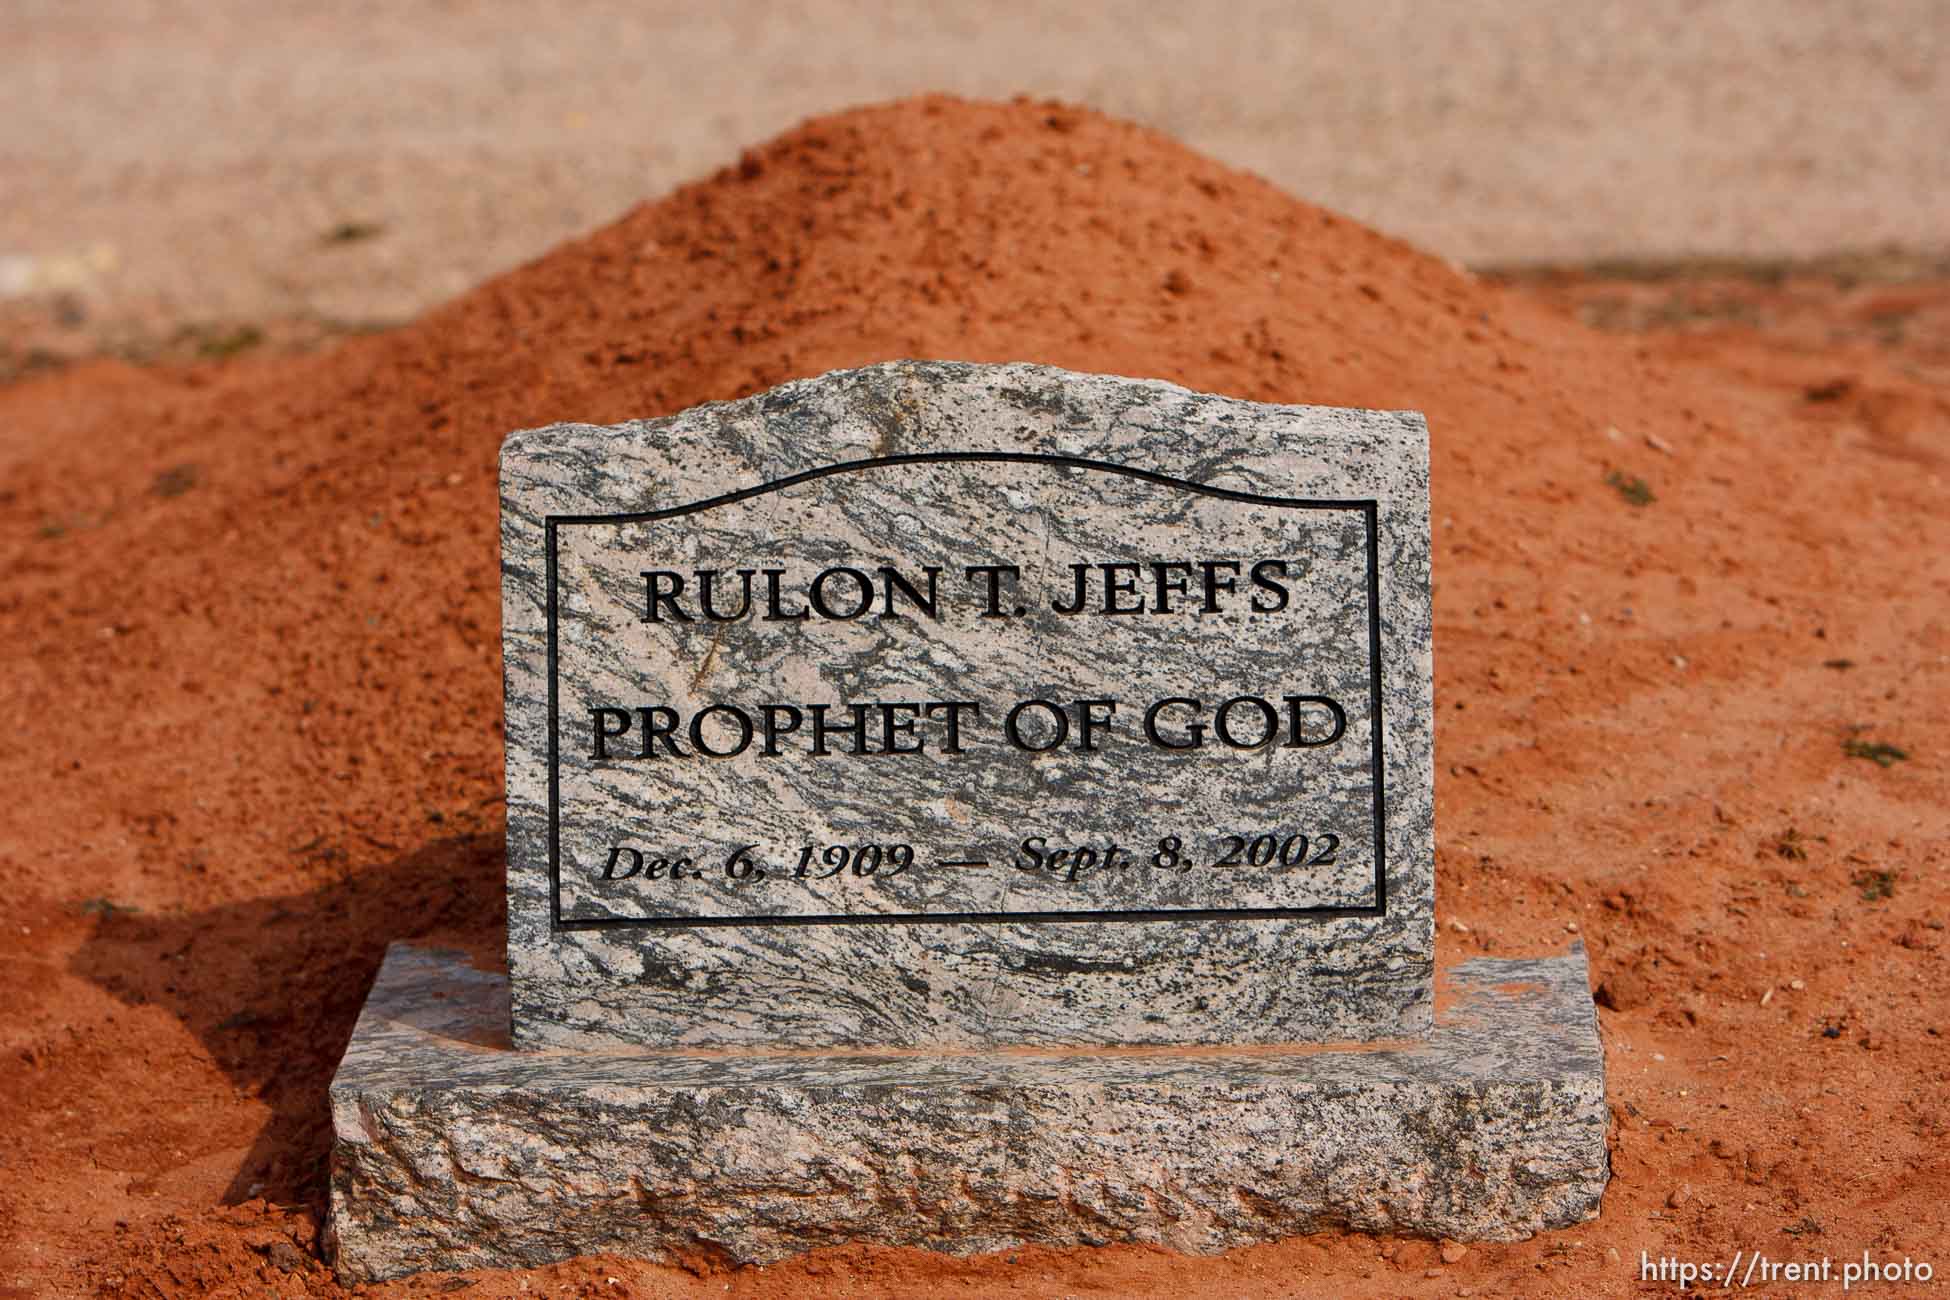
[497,361,1434,1049]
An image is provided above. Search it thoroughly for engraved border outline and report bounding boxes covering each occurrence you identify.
[543,451,1389,931]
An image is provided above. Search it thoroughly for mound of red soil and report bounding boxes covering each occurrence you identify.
[2,95,1945,1299]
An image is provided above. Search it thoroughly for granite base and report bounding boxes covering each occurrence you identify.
[327,943,1607,1282]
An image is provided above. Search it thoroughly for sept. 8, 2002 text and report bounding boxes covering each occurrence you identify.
[592,831,1341,887]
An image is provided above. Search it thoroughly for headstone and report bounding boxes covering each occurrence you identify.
[499,362,1434,1049]
[326,362,1606,1281]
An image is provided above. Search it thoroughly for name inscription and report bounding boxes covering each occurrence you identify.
[640,558,1298,623]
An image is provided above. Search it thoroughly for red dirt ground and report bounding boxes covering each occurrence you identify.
[2,96,1946,1298]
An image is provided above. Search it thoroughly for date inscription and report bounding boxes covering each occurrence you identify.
[602,842,915,884]
[594,831,1341,889]
[1017,831,1340,881]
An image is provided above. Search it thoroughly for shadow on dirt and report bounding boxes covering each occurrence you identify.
[67,831,506,1211]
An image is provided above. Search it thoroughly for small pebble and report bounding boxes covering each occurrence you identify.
[1441,1242,1469,1264]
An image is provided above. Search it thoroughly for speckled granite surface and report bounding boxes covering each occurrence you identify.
[499,362,1435,1049]
[327,943,1606,1282]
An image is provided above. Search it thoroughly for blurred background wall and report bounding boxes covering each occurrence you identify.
[4,0,1945,333]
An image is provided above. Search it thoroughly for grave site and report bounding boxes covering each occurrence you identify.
[3,96,1948,1297]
